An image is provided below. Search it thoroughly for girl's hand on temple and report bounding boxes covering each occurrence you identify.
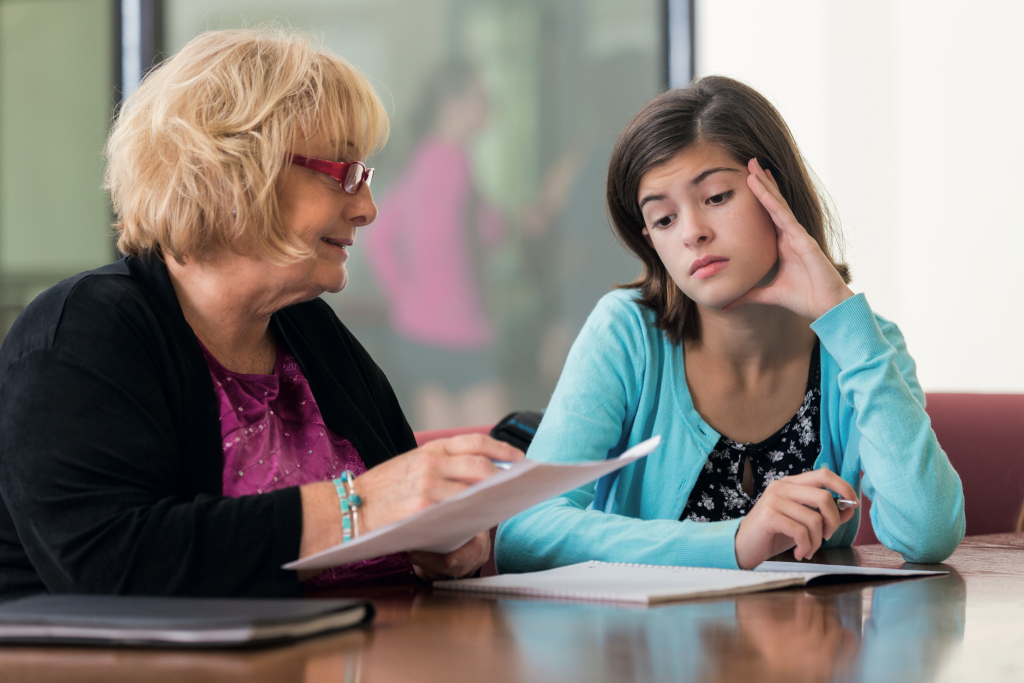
[734,468,858,569]
[724,158,854,320]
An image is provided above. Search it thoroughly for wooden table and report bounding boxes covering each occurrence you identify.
[1,533,1022,683]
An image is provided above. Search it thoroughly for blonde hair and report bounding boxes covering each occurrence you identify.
[104,27,389,264]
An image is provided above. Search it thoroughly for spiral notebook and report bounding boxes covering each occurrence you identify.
[434,561,945,605]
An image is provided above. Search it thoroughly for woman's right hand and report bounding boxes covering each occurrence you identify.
[296,434,523,580]
[734,468,858,569]
[353,434,525,534]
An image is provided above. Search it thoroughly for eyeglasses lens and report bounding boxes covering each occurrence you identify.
[344,163,365,194]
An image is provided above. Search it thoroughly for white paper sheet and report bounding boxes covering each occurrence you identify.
[284,436,662,571]
[434,560,811,604]
[755,561,946,579]
[435,560,947,605]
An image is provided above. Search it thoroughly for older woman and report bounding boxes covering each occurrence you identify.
[0,28,521,601]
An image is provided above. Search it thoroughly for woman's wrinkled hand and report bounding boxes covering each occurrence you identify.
[724,158,853,320]
[409,531,491,580]
[353,434,524,536]
[734,468,858,569]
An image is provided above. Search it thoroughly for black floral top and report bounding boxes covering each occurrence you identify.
[681,341,821,523]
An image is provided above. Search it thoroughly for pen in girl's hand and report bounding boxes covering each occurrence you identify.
[492,461,515,470]
[835,498,858,510]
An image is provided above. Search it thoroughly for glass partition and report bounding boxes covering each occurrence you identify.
[167,0,664,429]
[0,0,116,336]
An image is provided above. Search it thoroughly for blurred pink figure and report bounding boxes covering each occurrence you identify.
[368,137,501,349]
[365,65,507,430]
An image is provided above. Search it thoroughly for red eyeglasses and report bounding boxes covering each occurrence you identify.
[289,153,374,195]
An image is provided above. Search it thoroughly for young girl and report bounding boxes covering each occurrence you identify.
[496,76,965,571]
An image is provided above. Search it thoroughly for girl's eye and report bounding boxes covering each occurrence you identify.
[652,214,675,229]
[706,190,734,206]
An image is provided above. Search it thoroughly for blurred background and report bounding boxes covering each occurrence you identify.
[1,0,1022,431]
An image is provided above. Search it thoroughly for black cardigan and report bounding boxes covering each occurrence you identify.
[0,256,416,601]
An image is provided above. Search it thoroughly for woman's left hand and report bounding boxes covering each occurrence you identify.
[409,532,490,580]
[724,158,853,320]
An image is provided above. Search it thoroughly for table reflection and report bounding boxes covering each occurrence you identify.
[497,568,966,683]
[0,627,367,683]
[0,569,967,683]
[696,591,860,683]
[853,568,966,683]
[354,593,523,683]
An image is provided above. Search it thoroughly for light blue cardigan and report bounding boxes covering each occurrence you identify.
[496,291,965,572]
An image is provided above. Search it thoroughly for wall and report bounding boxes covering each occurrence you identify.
[0,0,115,332]
[697,0,1024,392]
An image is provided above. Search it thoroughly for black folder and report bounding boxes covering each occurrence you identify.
[0,594,373,648]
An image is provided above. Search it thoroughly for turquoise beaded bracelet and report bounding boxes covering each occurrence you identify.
[332,470,362,543]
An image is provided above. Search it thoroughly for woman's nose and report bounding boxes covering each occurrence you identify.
[346,184,378,226]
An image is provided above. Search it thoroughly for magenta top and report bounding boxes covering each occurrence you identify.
[201,341,414,589]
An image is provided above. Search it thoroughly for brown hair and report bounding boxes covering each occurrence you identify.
[606,76,850,345]
[104,27,389,264]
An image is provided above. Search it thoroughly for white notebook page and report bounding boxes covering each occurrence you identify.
[435,561,809,604]
[435,560,946,605]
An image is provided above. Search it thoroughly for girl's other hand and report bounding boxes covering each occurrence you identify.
[724,158,854,320]
[734,468,858,569]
